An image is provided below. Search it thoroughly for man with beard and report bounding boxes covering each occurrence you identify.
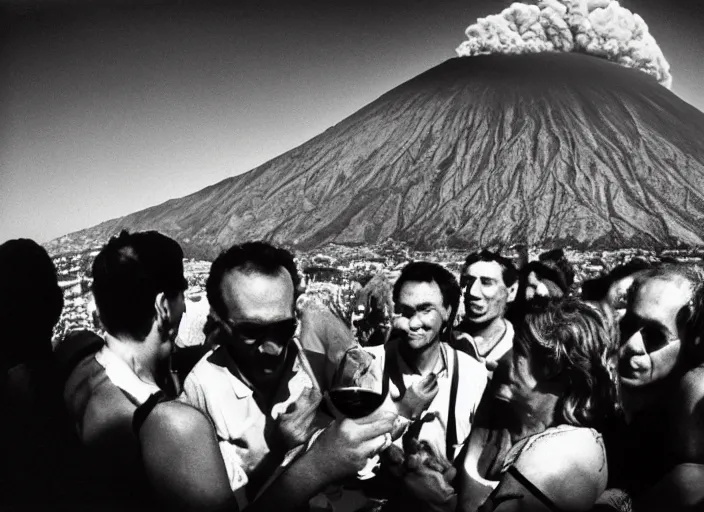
[454,250,518,372]
[181,242,396,509]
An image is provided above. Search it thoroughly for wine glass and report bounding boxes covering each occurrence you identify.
[328,345,390,479]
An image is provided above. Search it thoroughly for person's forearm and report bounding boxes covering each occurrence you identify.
[245,446,339,512]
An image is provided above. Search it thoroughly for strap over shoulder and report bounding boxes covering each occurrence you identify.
[446,347,460,461]
[132,391,168,435]
[506,466,563,512]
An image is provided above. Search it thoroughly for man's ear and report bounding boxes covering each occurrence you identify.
[441,306,452,327]
[507,281,518,303]
[445,308,452,323]
[155,292,170,329]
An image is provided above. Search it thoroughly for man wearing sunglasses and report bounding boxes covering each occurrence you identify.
[181,241,396,510]
[601,264,704,511]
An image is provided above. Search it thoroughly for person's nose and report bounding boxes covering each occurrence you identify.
[258,340,285,357]
[468,279,482,298]
[408,313,424,330]
[619,330,647,367]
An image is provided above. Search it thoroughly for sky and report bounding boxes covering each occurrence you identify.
[1,0,703,244]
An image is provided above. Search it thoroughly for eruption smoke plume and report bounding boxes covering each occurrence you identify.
[456,0,672,88]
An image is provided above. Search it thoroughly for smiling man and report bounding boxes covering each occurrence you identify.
[454,250,518,371]
[367,262,488,511]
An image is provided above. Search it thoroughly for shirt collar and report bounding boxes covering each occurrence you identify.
[396,341,449,378]
[456,319,513,362]
[95,344,162,404]
[207,340,311,401]
[207,346,255,399]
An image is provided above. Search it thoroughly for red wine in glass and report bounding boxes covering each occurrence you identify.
[328,386,386,419]
[329,346,392,479]
[329,346,389,419]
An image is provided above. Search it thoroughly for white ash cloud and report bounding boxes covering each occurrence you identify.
[456,0,672,88]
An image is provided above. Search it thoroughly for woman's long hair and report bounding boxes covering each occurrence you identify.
[513,297,621,429]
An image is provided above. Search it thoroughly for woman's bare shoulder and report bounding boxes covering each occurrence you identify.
[515,426,606,469]
[511,427,608,509]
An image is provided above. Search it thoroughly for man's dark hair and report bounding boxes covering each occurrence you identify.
[0,239,64,366]
[392,261,461,320]
[91,230,187,340]
[206,241,301,321]
[460,250,518,288]
[581,258,653,302]
[608,258,654,284]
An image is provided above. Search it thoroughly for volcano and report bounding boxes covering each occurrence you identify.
[47,52,704,258]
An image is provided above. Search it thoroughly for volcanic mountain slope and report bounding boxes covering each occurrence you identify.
[48,52,704,258]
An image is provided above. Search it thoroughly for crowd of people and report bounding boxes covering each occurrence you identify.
[2,230,704,512]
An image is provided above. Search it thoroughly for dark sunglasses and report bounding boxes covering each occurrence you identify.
[224,318,298,345]
[619,313,677,353]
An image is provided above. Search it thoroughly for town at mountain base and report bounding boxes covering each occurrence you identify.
[52,242,704,345]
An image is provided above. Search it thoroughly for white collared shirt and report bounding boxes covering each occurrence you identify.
[455,320,514,367]
[94,344,162,404]
[366,341,488,461]
[180,345,318,506]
